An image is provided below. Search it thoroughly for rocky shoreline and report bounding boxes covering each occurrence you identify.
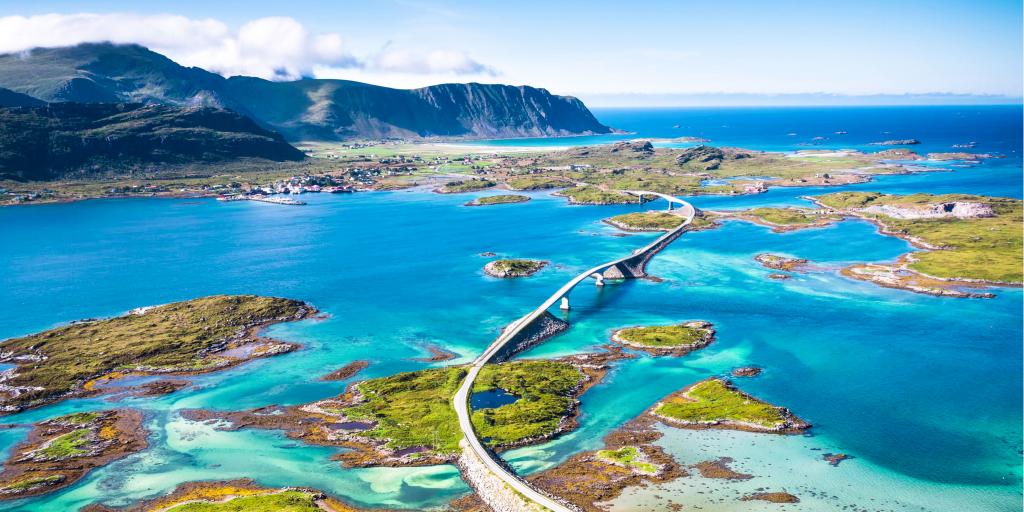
[649,378,811,434]
[610,321,716,357]
[0,295,318,415]
[81,478,388,512]
[0,409,148,500]
[181,350,626,470]
[483,259,548,278]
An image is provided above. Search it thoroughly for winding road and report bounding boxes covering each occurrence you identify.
[453,191,696,511]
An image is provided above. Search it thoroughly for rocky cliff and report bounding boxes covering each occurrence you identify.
[0,43,611,141]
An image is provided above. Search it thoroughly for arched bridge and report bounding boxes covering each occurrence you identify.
[452,191,697,512]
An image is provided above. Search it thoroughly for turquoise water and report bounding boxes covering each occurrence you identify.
[0,107,1021,511]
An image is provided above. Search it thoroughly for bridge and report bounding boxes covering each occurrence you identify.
[452,190,697,512]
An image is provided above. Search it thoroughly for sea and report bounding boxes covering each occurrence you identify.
[0,105,1020,511]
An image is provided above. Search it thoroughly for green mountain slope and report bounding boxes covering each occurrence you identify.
[0,103,305,181]
[0,43,611,141]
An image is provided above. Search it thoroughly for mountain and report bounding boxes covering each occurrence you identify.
[0,87,46,107]
[0,43,612,140]
[0,102,305,181]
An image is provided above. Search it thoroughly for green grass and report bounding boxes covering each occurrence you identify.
[615,323,712,348]
[0,295,308,409]
[741,207,840,225]
[468,194,530,206]
[815,193,1022,283]
[596,446,657,474]
[438,179,496,193]
[471,360,584,445]
[489,259,545,274]
[343,361,584,455]
[607,212,684,230]
[37,428,91,459]
[506,176,573,190]
[558,186,635,204]
[55,412,100,426]
[655,379,790,428]
[165,491,321,512]
[345,367,466,454]
[0,475,65,492]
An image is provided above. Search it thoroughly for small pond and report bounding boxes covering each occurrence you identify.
[471,388,519,410]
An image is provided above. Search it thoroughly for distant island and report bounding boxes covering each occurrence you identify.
[484,258,547,278]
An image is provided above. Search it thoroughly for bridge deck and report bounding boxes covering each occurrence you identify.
[453,192,696,512]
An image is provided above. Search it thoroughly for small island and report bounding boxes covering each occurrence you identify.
[465,194,530,206]
[611,321,715,356]
[650,378,810,433]
[510,407,686,512]
[742,492,800,503]
[731,367,763,377]
[483,258,547,278]
[813,192,1022,297]
[0,295,315,414]
[81,479,373,512]
[713,206,842,232]
[0,410,147,500]
[755,253,810,272]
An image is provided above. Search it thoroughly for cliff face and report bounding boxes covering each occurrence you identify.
[0,43,612,141]
[0,103,305,181]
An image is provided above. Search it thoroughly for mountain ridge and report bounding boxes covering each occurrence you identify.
[0,43,611,141]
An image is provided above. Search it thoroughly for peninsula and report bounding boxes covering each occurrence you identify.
[813,192,1022,297]
[0,295,315,413]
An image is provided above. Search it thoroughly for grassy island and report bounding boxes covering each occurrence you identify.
[436,179,496,193]
[0,409,147,500]
[813,192,1022,296]
[555,186,635,205]
[82,479,375,512]
[605,211,684,231]
[465,194,530,206]
[595,446,658,474]
[0,295,314,413]
[484,258,547,278]
[182,358,600,467]
[718,207,842,232]
[612,321,715,356]
[652,378,810,433]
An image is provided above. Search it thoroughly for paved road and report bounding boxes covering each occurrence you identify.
[452,191,696,511]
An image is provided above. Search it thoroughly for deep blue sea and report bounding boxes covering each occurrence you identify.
[0,106,1020,511]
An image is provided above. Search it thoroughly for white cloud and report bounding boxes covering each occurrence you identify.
[0,13,495,81]
[370,45,495,76]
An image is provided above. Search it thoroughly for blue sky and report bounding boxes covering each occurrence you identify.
[1,0,1021,105]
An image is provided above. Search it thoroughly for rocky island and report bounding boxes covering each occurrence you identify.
[0,295,315,414]
[650,378,810,433]
[755,253,811,272]
[611,321,716,356]
[483,258,547,277]
[82,479,378,512]
[0,409,147,500]
[813,192,1022,297]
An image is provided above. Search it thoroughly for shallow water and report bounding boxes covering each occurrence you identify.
[0,107,1020,511]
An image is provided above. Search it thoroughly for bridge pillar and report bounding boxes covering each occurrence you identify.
[668,202,674,211]
[559,297,570,310]
[591,273,605,286]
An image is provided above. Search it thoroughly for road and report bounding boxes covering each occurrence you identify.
[452,191,696,511]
